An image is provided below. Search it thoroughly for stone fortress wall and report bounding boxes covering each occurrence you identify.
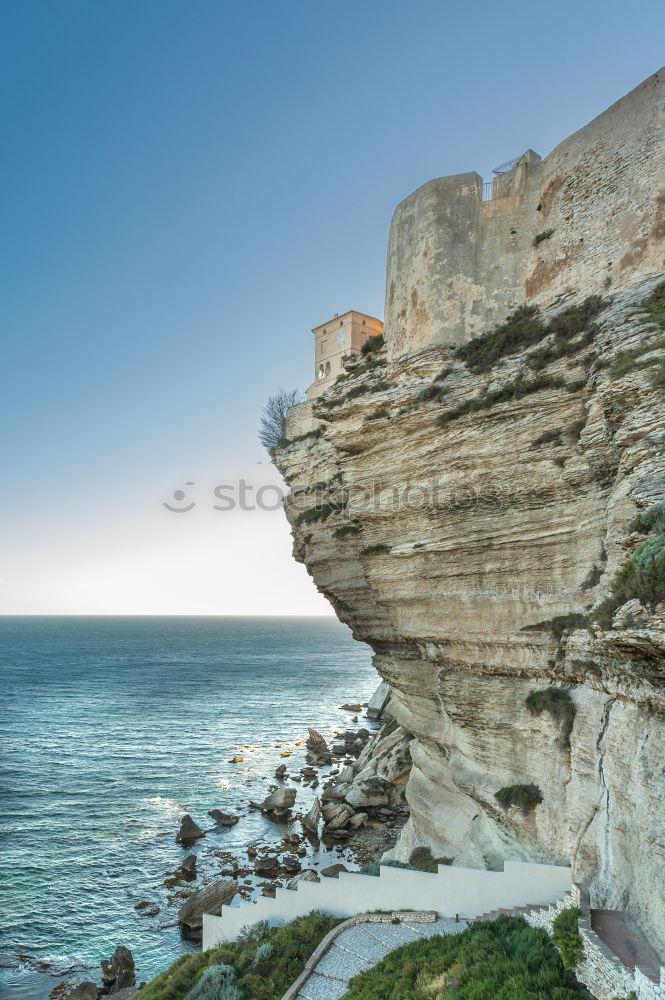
[384,68,665,360]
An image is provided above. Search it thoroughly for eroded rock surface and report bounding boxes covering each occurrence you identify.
[276,281,665,956]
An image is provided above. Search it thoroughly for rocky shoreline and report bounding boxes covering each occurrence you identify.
[6,683,412,999]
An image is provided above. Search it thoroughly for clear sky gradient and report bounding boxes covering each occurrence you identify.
[2,0,664,614]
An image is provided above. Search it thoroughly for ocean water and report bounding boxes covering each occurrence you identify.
[0,616,376,997]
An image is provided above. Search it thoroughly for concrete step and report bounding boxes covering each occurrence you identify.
[297,971,350,1000]
[335,925,395,963]
[315,941,373,981]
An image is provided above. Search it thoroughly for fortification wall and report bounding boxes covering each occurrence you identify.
[384,68,665,360]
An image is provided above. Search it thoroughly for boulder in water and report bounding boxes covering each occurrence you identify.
[175,814,205,842]
[101,945,135,994]
[70,985,99,1000]
[179,855,197,880]
[178,879,237,939]
[208,809,239,827]
[258,787,296,815]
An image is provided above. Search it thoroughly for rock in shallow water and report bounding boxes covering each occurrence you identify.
[208,809,240,827]
[178,879,237,938]
[101,945,135,994]
[175,814,205,842]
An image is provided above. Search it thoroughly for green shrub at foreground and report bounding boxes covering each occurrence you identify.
[136,911,341,1000]
[345,915,589,1000]
[553,908,585,969]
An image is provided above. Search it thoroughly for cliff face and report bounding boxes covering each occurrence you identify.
[276,280,665,955]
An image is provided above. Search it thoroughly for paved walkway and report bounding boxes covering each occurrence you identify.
[293,918,467,1000]
[590,908,661,976]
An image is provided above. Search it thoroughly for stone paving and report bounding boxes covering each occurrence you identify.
[294,919,467,1000]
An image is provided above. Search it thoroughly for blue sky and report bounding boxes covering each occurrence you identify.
[1,0,664,613]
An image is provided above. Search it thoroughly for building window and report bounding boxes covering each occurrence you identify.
[362,319,366,325]
[320,339,327,356]
[338,331,345,347]
[325,361,331,375]
[340,320,343,326]
[317,364,325,380]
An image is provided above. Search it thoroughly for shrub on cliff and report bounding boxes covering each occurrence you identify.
[344,915,588,999]
[552,907,584,968]
[361,333,385,355]
[456,296,603,373]
[494,783,543,813]
[592,501,665,626]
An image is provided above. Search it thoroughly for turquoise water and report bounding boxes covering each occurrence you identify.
[0,616,375,995]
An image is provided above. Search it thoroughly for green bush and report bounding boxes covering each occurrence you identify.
[294,503,336,526]
[456,304,543,372]
[360,543,392,555]
[184,965,240,1000]
[334,524,361,539]
[456,296,603,373]
[361,334,385,355]
[533,228,555,246]
[251,942,274,967]
[436,373,569,427]
[552,908,584,968]
[408,847,452,872]
[345,915,588,999]
[379,718,399,740]
[628,499,665,535]
[525,688,576,748]
[137,911,342,1000]
[494,783,543,813]
[416,384,446,402]
[592,501,665,624]
[346,383,371,399]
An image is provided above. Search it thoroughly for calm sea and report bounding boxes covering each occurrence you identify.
[0,616,375,997]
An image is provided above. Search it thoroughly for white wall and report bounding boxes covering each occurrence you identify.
[202,860,571,950]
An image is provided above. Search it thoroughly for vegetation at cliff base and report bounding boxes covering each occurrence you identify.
[526,687,576,748]
[136,911,341,1000]
[494,783,543,813]
[592,500,665,626]
[408,846,452,872]
[552,908,584,968]
[344,916,589,1000]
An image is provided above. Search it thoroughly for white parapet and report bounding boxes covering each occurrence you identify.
[202,860,571,951]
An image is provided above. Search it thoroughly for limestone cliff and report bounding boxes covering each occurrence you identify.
[275,280,665,955]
